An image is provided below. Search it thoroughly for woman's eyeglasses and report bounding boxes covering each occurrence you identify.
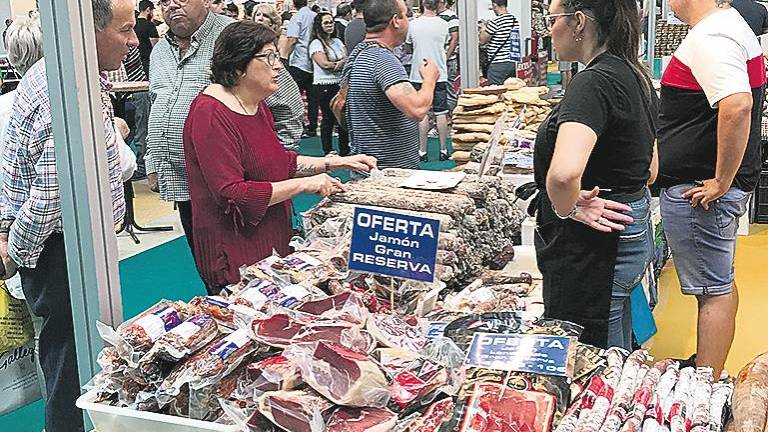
[544,13,576,28]
[544,12,596,29]
[254,51,279,66]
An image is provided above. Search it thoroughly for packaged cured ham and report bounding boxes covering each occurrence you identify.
[244,355,304,394]
[389,357,450,412]
[257,389,335,432]
[367,313,427,353]
[291,341,391,407]
[97,300,195,364]
[297,291,370,325]
[189,296,257,330]
[406,397,455,432]
[250,313,376,353]
[325,407,399,432]
[137,314,220,384]
[156,329,256,407]
[448,381,557,432]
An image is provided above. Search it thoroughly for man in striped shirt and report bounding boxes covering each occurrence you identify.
[480,0,520,84]
[0,1,137,430]
[343,0,439,170]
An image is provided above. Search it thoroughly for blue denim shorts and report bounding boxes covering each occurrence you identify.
[660,184,751,296]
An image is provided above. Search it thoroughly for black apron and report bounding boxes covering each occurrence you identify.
[534,193,619,348]
[533,104,642,348]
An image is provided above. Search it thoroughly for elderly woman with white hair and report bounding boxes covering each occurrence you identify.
[0,16,44,147]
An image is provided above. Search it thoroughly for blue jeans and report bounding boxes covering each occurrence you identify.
[660,184,750,296]
[608,189,654,350]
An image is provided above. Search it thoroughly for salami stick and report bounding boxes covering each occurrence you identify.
[574,348,627,432]
[689,368,714,432]
[598,350,649,432]
[642,363,680,432]
[620,360,676,432]
[668,368,696,432]
[708,382,732,432]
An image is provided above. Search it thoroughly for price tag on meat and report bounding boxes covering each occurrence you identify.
[465,333,574,377]
[348,207,440,282]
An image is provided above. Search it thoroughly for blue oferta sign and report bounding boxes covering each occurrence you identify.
[348,207,440,282]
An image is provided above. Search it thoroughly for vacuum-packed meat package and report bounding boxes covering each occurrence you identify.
[99,300,195,364]
[256,389,335,432]
[450,382,557,432]
[236,275,322,310]
[367,313,426,353]
[268,251,347,286]
[251,313,376,352]
[326,407,399,432]
[297,291,370,325]
[246,355,304,393]
[157,329,256,405]
[408,398,455,432]
[138,314,220,383]
[390,358,449,411]
[190,296,257,329]
[296,341,390,407]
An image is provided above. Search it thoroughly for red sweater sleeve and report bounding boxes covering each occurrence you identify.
[187,107,273,228]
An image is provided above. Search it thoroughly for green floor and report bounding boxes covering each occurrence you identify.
[0,136,453,431]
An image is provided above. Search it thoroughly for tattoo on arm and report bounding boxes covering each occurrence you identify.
[401,83,415,96]
[296,163,317,177]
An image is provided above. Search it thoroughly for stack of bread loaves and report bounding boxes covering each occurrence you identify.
[502,78,553,132]
[450,85,507,164]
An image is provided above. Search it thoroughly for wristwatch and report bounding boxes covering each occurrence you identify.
[324,154,338,173]
[0,219,13,235]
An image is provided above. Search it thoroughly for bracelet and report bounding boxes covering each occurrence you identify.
[324,156,332,173]
[551,203,576,220]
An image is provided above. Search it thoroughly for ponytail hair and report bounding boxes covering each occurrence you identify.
[563,0,652,96]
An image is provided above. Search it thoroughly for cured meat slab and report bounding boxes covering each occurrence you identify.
[298,291,370,325]
[251,313,376,352]
[458,382,556,432]
[409,398,455,432]
[257,389,334,432]
[325,407,398,432]
[302,341,390,407]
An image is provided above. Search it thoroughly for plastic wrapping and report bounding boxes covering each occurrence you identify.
[297,291,370,325]
[389,357,449,412]
[325,407,399,432]
[137,314,220,384]
[250,313,376,353]
[189,297,257,330]
[235,274,324,311]
[156,329,256,407]
[366,313,427,353]
[257,389,335,432]
[97,300,195,365]
[449,381,557,432]
[291,341,391,407]
[267,250,348,287]
[244,355,304,394]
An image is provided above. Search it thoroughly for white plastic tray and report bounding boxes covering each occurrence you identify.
[77,389,240,432]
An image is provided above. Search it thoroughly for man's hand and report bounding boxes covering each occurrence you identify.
[570,187,634,233]
[419,59,439,84]
[148,173,159,193]
[682,178,730,210]
[0,233,17,279]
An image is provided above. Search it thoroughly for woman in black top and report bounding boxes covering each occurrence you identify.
[534,0,659,349]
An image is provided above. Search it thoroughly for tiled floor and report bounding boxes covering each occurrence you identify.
[116,180,183,260]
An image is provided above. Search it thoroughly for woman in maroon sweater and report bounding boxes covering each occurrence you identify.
[183,21,376,291]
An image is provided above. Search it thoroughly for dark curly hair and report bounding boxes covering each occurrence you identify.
[210,21,278,88]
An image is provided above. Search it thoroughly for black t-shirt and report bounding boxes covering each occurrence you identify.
[534,53,658,221]
[135,18,159,75]
[731,0,768,36]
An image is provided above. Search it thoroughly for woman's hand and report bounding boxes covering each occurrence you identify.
[303,174,348,197]
[332,155,378,172]
[570,187,634,233]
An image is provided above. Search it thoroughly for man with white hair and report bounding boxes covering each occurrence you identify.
[0,0,138,430]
